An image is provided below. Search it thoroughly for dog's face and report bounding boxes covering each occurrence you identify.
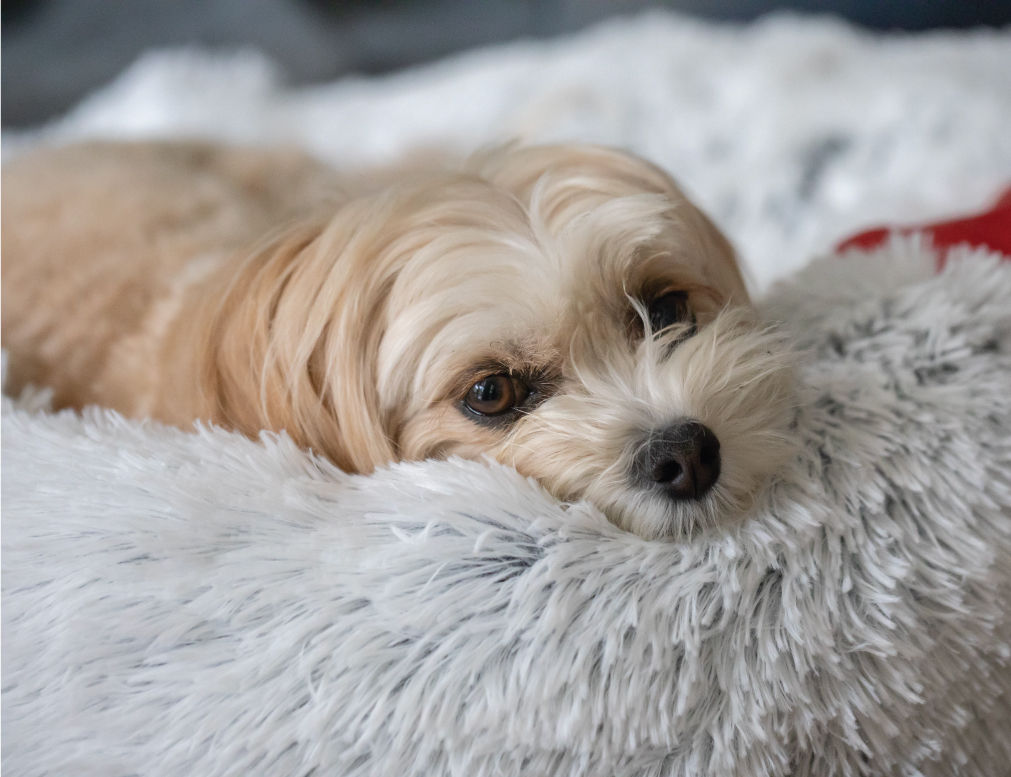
[223,145,794,539]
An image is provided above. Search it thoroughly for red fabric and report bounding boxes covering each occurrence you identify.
[836,187,1011,269]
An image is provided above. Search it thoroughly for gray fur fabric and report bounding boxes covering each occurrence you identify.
[3,241,1011,777]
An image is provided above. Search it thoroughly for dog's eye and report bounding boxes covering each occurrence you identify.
[647,291,695,336]
[464,374,530,416]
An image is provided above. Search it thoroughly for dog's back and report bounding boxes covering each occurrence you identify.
[1,141,337,411]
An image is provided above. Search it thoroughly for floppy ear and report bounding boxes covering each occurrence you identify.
[472,144,751,304]
[591,146,752,306]
[158,207,398,473]
[686,204,751,305]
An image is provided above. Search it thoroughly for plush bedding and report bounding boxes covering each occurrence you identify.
[3,11,1011,777]
[4,241,1011,777]
[5,11,1011,289]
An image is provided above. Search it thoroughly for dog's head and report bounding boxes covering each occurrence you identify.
[207,145,794,538]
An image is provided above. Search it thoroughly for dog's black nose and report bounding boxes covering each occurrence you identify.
[634,421,721,500]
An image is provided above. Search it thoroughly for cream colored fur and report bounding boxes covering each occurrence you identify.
[1,141,793,538]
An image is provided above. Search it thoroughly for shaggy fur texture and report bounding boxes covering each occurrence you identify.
[2,141,791,539]
[4,241,1010,777]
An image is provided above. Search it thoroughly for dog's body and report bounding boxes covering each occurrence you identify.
[2,141,793,538]
[2,142,342,421]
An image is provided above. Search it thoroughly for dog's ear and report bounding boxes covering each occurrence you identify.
[685,205,751,306]
[473,144,751,305]
[165,208,399,473]
[587,146,752,307]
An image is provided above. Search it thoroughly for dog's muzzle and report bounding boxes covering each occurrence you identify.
[633,421,721,501]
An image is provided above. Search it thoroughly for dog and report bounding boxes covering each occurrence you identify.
[2,141,794,539]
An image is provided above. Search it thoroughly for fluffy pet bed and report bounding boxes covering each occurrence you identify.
[4,11,1011,777]
[4,240,1011,777]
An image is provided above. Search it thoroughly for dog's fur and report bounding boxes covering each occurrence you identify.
[2,141,793,538]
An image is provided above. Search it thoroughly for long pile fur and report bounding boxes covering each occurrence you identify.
[3,241,1011,776]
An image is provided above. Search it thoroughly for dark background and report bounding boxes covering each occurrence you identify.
[4,0,1010,128]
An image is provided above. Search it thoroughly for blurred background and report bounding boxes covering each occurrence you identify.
[4,0,1010,128]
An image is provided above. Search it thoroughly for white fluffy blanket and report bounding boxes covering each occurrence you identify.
[6,11,1011,289]
[4,11,1011,777]
[4,243,1011,776]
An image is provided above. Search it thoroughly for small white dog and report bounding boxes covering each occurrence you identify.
[2,141,794,538]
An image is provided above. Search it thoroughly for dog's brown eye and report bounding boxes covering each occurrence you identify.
[647,291,694,335]
[464,374,529,416]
